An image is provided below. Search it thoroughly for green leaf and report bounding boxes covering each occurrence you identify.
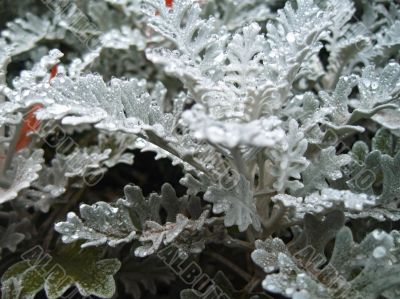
[351,141,369,164]
[289,211,345,257]
[1,277,23,299]
[117,255,175,299]
[160,183,188,222]
[1,242,121,299]
[372,128,394,155]
[347,150,381,195]
[380,151,400,205]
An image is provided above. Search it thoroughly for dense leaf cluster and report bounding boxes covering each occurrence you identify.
[0,0,400,298]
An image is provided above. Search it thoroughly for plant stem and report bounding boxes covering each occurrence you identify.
[204,251,252,282]
[244,276,261,293]
[224,236,254,250]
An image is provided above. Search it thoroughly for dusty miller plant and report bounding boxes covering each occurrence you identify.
[0,0,400,298]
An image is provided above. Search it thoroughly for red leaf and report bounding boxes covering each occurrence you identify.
[15,104,43,152]
[14,65,58,152]
[50,65,58,80]
[156,0,173,15]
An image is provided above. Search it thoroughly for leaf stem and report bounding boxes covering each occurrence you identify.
[42,186,86,251]
[231,147,249,179]
[262,201,285,238]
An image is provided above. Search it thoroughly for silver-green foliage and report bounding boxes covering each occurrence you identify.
[0,0,400,298]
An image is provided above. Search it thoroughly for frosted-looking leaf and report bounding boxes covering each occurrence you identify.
[97,132,137,168]
[252,204,400,299]
[0,50,63,126]
[344,147,400,221]
[12,49,64,91]
[319,75,364,133]
[251,238,289,273]
[297,146,351,196]
[144,0,331,122]
[56,147,111,178]
[17,133,135,213]
[0,13,55,57]
[372,109,400,132]
[269,119,309,193]
[254,249,330,298]
[290,211,346,257]
[0,150,44,204]
[0,44,10,103]
[213,22,266,121]
[261,0,332,115]
[179,172,211,196]
[322,0,371,89]
[283,92,331,143]
[55,199,137,248]
[8,71,203,175]
[135,211,209,257]
[346,206,400,222]
[371,21,400,64]
[310,189,376,211]
[0,220,27,254]
[329,228,400,298]
[350,63,400,121]
[10,73,173,141]
[135,215,189,257]
[55,185,152,247]
[56,183,209,253]
[274,189,376,221]
[181,104,284,149]
[68,26,148,78]
[101,26,146,50]
[143,0,223,100]
[208,0,273,31]
[252,213,345,298]
[208,0,331,120]
[55,184,145,247]
[204,175,260,232]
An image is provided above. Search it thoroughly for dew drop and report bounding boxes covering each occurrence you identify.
[373,246,386,259]
[286,32,296,44]
[372,230,385,240]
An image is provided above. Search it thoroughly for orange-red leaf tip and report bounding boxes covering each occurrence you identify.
[15,104,43,152]
[165,0,173,8]
[50,65,58,81]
